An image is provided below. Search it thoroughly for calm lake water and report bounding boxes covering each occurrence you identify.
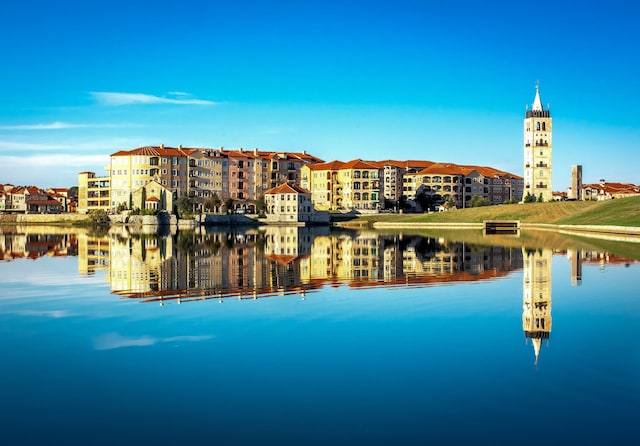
[1,225,639,445]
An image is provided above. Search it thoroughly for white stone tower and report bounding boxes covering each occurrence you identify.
[523,83,553,202]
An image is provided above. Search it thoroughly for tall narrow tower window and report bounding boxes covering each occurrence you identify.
[536,122,541,131]
[542,122,546,131]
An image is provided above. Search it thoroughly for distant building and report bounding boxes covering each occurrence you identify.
[569,165,583,200]
[582,180,640,200]
[523,84,553,202]
[0,185,63,214]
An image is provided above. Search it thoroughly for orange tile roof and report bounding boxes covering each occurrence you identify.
[415,163,468,176]
[265,183,311,195]
[111,145,196,157]
[305,160,346,170]
[340,159,381,169]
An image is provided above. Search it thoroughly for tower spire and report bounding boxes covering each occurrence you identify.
[532,81,543,111]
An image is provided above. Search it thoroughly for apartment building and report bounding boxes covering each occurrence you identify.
[78,172,110,213]
[301,159,382,212]
[78,146,323,214]
[402,163,523,210]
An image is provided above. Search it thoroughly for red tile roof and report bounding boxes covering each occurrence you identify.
[305,160,346,170]
[265,183,311,195]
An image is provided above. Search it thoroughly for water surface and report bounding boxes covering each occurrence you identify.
[0,226,638,445]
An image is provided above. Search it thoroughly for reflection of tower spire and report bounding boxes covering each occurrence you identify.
[522,248,553,366]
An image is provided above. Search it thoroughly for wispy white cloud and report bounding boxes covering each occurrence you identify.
[0,121,143,131]
[93,332,214,350]
[15,309,74,318]
[0,153,109,167]
[91,91,218,106]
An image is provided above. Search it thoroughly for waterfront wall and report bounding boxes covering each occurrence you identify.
[0,213,89,225]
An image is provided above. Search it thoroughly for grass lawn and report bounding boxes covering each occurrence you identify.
[344,196,640,227]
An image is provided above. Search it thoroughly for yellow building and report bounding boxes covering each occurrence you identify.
[78,171,110,214]
[523,84,553,202]
[301,159,381,212]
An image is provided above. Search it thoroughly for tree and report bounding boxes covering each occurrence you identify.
[204,193,222,213]
[469,195,490,207]
[256,195,266,213]
[175,195,195,219]
[223,198,234,214]
[538,193,544,203]
[523,192,536,203]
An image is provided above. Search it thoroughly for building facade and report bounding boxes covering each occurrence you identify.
[523,85,553,202]
[78,146,323,215]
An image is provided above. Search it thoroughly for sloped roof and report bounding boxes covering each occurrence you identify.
[415,163,468,176]
[340,159,381,170]
[111,145,195,157]
[265,183,311,195]
[305,160,346,171]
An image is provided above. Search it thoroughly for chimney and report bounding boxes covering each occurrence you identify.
[160,144,164,149]
[178,144,182,150]
[253,148,259,156]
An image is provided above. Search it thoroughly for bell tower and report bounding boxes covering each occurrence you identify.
[523,83,553,202]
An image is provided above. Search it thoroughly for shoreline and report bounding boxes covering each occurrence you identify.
[2,213,640,241]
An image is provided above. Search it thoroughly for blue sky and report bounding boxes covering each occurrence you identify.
[1,0,638,190]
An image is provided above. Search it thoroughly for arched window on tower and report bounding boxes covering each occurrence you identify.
[536,122,541,131]
[542,122,546,131]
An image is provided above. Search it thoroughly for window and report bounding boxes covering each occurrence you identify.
[354,171,361,179]
[536,122,541,131]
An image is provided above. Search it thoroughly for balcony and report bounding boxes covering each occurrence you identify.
[535,163,548,168]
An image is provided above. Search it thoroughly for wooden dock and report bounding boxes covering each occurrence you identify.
[484,220,520,235]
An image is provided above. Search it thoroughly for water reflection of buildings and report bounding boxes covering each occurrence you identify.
[0,227,78,261]
[74,228,528,303]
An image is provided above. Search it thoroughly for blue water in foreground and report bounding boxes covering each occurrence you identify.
[0,233,639,445]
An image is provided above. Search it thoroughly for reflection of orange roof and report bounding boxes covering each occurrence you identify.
[265,254,299,265]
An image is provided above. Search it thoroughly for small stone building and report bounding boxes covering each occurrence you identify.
[265,183,327,224]
[132,180,173,212]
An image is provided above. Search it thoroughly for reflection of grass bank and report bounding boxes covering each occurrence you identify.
[372,227,640,260]
[349,196,640,227]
